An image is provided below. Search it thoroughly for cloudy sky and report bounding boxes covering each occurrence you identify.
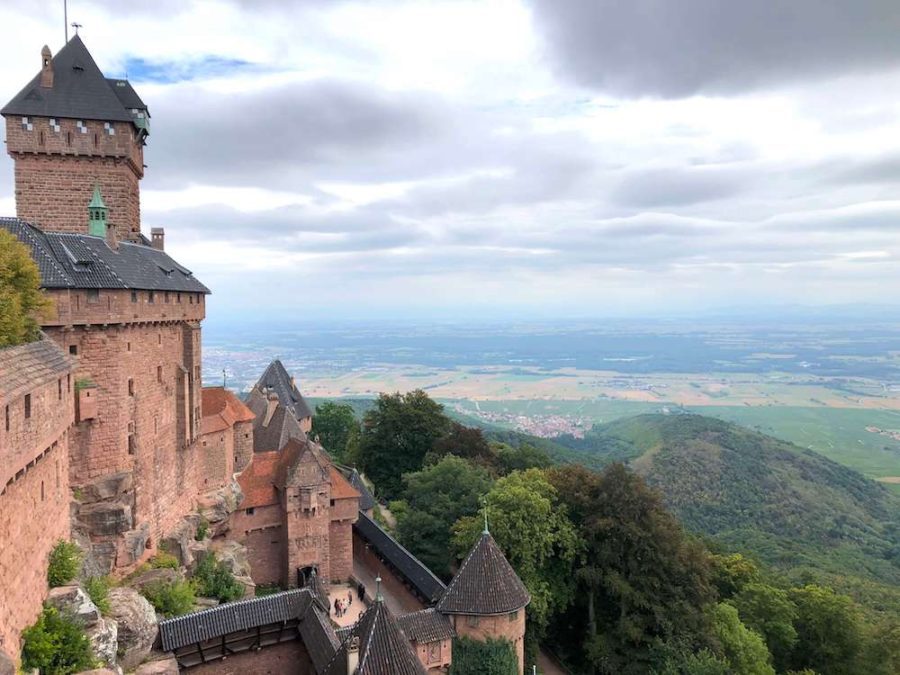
[2,0,900,320]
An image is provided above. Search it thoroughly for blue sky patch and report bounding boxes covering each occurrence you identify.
[121,55,261,84]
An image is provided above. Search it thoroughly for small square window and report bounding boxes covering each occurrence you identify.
[246,507,255,515]
[21,116,33,131]
[69,345,77,355]
[49,118,60,132]
[86,289,100,303]
[76,120,88,134]
[104,122,115,136]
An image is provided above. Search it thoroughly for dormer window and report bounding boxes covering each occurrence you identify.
[21,117,33,131]
[76,120,88,134]
[49,118,60,132]
[104,122,115,136]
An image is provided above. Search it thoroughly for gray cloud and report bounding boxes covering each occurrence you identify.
[610,167,747,208]
[527,0,900,98]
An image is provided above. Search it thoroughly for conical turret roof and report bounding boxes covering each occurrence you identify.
[436,532,530,616]
[325,596,425,675]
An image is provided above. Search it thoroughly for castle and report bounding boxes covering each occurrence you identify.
[0,37,529,674]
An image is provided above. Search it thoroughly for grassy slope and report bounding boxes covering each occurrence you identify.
[589,414,900,613]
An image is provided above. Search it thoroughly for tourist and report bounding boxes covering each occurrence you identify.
[348,590,353,607]
[333,597,340,617]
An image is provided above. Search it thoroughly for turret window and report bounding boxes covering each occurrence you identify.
[49,118,60,132]
[21,116,33,131]
[76,120,88,134]
[104,122,115,136]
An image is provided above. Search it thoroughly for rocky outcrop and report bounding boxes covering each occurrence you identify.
[159,515,200,567]
[134,657,179,674]
[117,523,150,568]
[79,472,133,504]
[0,650,14,675]
[86,618,119,668]
[78,502,133,537]
[106,587,158,672]
[128,568,181,592]
[196,480,243,537]
[46,586,101,626]
[212,539,252,578]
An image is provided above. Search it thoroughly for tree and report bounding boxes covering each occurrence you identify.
[710,602,775,675]
[449,637,518,675]
[547,463,716,675]
[357,390,450,498]
[492,441,552,474]
[731,582,798,672]
[311,401,359,461]
[0,229,50,347]
[787,585,863,675]
[709,553,760,600]
[393,455,493,578]
[428,422,494,467]
[21,606,96,674]
[452,469,580,655]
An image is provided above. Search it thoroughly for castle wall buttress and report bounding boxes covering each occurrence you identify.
[283,487,332,587]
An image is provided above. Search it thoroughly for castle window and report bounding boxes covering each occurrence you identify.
[58,379,62,400]
[127,434,135,455]
[67,374,71,393]
[428,643,441,664]
[466,616,479,628]
[164,292,170,303]
[21,116,33,131]
[148,291,155,304]
[246,507,255,516]
[104,122,115,136]
[508,610,518,622]
[330,499,335,507]
[39,130,44,146]
[24,394,31,419]
[86,289,100,303]
[41,481,45,501]
[49,118,60,132]
[157,366,163,383]
[66,131,72,146]
[177,293,181,303]
[76,120,87,134]
[4,405,9,431]
[189,295,194,304]
[69,345,77,355]
[131,290,137,303]
[127,342,131,352]
[93,133,98,148]
[128,379,134,396]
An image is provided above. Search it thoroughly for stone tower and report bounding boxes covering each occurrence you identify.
[436,529,531,674]
[1,36,149,241]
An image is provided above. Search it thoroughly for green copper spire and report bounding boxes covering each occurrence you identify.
[88,185,108,237]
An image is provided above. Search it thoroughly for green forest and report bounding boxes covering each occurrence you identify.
[313,394,900,675]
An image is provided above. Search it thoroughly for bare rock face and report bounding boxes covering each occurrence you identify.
[86,617,119,667]
[78,502,134,537]
[159,515,200,567]
[78,472,134,504]
[106,587,158,672]
[73,669,120,675]
[46,586,101,627]
[197,480,243,537]
[134,656,179,675]
[128,567,181,592]
[235,575,256,599]
[117,523,150,567]
[0,649,15,675]
[212,540,252,578]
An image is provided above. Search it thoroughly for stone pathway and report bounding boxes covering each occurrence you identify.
[327,582,365,627]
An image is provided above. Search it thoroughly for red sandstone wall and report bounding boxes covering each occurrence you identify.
[46,289,205,329]
[199,429,233,491]
[0,360,72,660]
[284,487,332,586]
[6,117,143,239]
[327,520,353,583]
[413,638,452,673]
[233,421,253,473]
[242,526,285,587]
[451,612,526,675]
[185,638,313,675]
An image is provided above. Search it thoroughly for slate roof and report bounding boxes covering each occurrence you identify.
[201,387,255,434]
[248,395,305,453]
[354,512,446,604]
[344,468,376,511]
[299,604,341,674]
[276,438,330,488]
[0,336,73,402]
[158,589,315,652]
[325,599,426,675]
[436,532,530,616]
[397,609,455,644]
[2,36,144,123]
[0,218,209,293]
[253,360,313,420]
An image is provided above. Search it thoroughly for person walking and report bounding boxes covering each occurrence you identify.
[348,590,353,607]
[334,597,340,617]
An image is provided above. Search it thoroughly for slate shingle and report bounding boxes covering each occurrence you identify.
[396,608,455,644]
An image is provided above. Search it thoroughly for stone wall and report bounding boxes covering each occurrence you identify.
[6,116,143,240]
[412,638,452,673]
[0,345,73,658]
[199,429,232,492]
[242,525,285,587]
[232,421,253,473]
[328,520,353,583]
[450,611,526,675]
[284,487,332,587]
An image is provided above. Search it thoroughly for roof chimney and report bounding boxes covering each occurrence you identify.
[263,393,279,427]
[40,46,53,88]
[106,221,118,250]
[151,227,165,251]
[347,636,360,674]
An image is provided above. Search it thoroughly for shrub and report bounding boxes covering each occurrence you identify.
[195,516,209,541]
[149,552,180,570]
[83,576,111,614]
[140,579,196,618]
[194,553,244,603]
[255,583,283,597]
[48,541,82,588]
[21,606,96,674]
[449,637,518,675]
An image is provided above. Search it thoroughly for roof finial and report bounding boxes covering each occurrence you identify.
[71,21,82,36]
[482,496,489,535]
[375,575,383,603]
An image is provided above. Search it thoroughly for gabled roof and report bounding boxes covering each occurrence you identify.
[2,36,141,123]
[158,588,316,652]
[353,512,446,604]
[330,467,361,501]
[276,437,330,488]
[397,609,455,644]
[436,532,530,616]
[254,360,313,420]
[0,335,73,403]
[325,599,426,675]
[343,468,376,511]
[0,218,209,293]
[247,389,306,453]
[236,451,280,509]
[201,386,255,434]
